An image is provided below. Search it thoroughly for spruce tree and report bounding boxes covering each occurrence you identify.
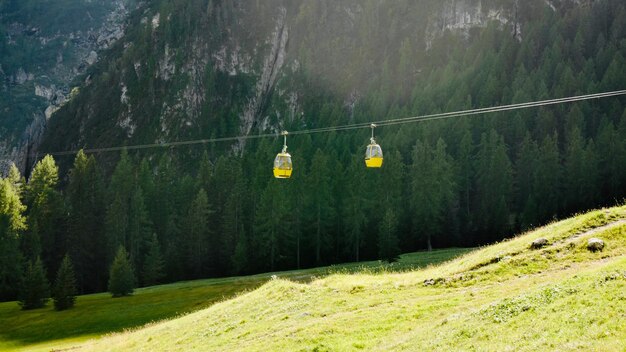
[0,178,26,300]
[142,234,165,286]
[457,131,474,235]
[7,163,24,196]
[19,257,50,310]
[26,155,65,282]
[21,218,41,262]
[182,189,211,279]
[475,131,513,242]
[306,149,335,264]
[253,180,291,271]
[231,233,249,275]
[108,246,135,297]
[220,160,246,273]
[105,150,135,265]
[105,194,129,265]
[128,187,152,279]
[67,150,106,293]
[411,139,456,250]
[53,255,77,310]
[344,155,367,262]
[535,133,562,221]
[378,208,400,262]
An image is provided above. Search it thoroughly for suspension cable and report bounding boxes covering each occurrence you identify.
[37,89,626,157]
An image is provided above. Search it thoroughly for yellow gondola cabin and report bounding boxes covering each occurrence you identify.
[365,124,383,168]
[273,131,293,178]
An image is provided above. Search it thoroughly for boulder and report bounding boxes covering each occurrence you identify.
[530,238,548,249]
[587,238,605,252]
[423,279,435,286]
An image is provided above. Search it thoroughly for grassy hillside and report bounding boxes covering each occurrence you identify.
[0,249,469,352]
[72,205,626,351]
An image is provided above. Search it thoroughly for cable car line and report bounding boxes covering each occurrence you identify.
[37,89,626,158]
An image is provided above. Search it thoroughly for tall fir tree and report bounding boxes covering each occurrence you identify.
[534,133,562,221]
[378,208,400,262]
[108,246,135,297]
[220,160,246,274]
[67,150,106,293]
[105,150,135,266]
[253,180,292,271]
[142,234,165,286]
[231,233,249,275]
[410,139,456,250]
[52,255,77,311]
[457,131,475,237]
[344,155,367,262]
[105,193,129,265]
[128,187,152,281]
[26,155,65,282]
[306,149,335,264]
[475,131,513,242]
[0,177,26,300]
[182,189,211,279]
[18,257,49,310]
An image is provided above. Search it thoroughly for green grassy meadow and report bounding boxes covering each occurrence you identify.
[3,205,626,351]
[0,248,469,351]
[76,205,626,351]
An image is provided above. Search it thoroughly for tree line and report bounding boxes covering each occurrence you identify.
[1,103,625,301]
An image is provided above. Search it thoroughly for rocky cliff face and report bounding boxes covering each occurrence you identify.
[38,0,592,165]
[0,0,135,175]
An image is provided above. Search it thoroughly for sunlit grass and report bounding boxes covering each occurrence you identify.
[0,247,470,351]
[73,205,626,351]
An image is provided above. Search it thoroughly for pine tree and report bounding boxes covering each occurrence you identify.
[105,150,135,265]
[220,160,246,274]
[457,131,474,235]
[105,193,129,265]
[108,246,135,297]
[475,131,513,242]
[535,133,562,221]
[128,187,152,280]
[67,150,106,293]
[7,163,24,196]
[26,155,65,282]
[182,189,211,278]
[18,257,50,310]
[378,208,400,262]
[142,234,165,286]
[306,149,335,264]
[20,218,41,262]
[0,177,26,300]
[153,154,181,279]
[52,255,77,311]
[516,134,539,215]
[410,139,456,250]
[231,233,249,275]
[344,155,367,262]
[596,119,621,198]
[253,180,291,271]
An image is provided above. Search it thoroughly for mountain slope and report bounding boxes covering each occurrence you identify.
[42,0,625,157]
[77,205,626,351]
[0,0,135,174]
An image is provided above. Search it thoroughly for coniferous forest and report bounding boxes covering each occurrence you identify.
[1,0,626,301]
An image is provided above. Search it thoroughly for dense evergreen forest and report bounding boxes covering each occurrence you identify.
[1,0,626,300]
